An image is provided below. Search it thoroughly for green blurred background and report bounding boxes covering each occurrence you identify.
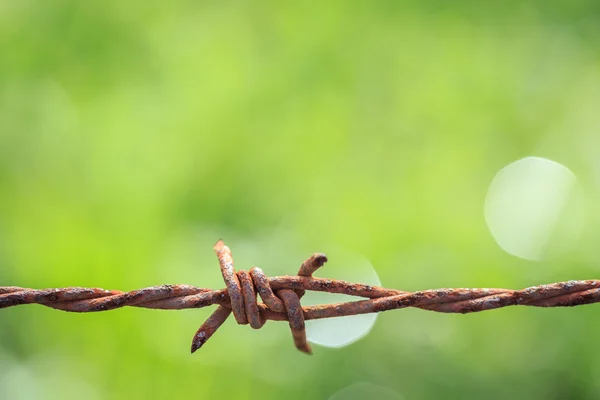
[1,1,600,399]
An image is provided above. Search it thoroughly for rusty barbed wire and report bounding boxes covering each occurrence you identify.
[2,240,600,355]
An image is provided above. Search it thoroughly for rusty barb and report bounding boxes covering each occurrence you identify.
[2,240,600,355]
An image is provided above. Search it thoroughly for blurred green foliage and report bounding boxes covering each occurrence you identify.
[1,1,600,399]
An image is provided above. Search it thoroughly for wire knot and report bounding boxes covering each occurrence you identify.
[191,240,327,354]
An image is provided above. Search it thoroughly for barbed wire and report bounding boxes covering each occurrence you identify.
[2,240,600,355]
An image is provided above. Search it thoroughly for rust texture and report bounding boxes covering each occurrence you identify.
[2,241,600,354]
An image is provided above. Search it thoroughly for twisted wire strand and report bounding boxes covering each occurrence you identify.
[2,240,600,354]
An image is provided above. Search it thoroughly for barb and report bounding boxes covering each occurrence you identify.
[2,240,600,355]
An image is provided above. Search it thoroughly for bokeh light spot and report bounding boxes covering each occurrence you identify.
[329,382,404,400]
[484,156,584,261]
[263,230,381,348]
[302,250,381,348]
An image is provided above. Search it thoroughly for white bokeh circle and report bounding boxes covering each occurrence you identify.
[262,229,381,348]
[484,156,584,261]
[329,382,404,400]
[302,250,380,348]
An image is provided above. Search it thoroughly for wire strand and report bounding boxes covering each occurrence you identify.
[2,241,599,354]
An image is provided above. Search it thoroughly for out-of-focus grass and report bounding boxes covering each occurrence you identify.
[1,1,600,399]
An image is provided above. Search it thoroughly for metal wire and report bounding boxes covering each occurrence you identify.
[2,240,600,354]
